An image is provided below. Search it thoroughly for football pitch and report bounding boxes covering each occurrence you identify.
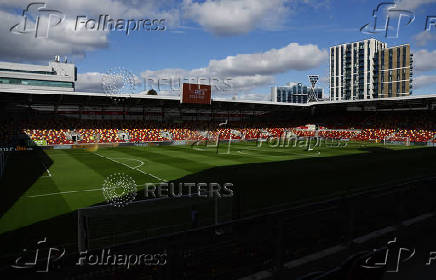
[1,141,435,252]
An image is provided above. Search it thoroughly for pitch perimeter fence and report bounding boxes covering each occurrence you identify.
[0,151,5,178]
[37,176,436,279]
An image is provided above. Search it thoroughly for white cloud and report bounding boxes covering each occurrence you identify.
[414,31,436,47]
[76,72,105,92]
[235,93,270,101]
[216,92,270,101]
[0,0,326,62]
[0,10,109,62]
[228,75,275,91]
[319,76,329,84]
[414,74,436,89]
[182,0,291,36]
[0,0,179,62]
[140,67,274,94]
[76,71,141,93]
[208,43,327,76]
[0,0,179,19]
[395,0,436,10]
[413,49,436,71]
[140,42,326,95]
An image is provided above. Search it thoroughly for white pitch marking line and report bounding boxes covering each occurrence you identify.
[94,152,167,182]
[27,187,103,198]
[110,158,145,169]
[41,162,52,177]
[236,150,263,157]
[26,183,147,198]
[237,146,321,158]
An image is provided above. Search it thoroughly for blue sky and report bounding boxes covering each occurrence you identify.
[0,0,435,99]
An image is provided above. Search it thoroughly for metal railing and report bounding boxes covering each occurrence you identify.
[59,176,436,280]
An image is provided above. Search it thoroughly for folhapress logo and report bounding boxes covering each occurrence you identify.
[10,2,167,39]
[10,2,65,38]
[360,2,415,38]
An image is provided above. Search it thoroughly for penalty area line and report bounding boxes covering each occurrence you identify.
[40,161,52,178]
[26,183,146,198]
[94,152,167,182]
[237,146,321,158]
[26,187,103,198]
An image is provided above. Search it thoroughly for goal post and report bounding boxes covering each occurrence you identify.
[383,136,410,146]
[77,194,233,252]
[428,134,436,147]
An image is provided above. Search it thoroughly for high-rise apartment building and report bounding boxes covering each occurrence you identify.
[329,39,413,100]
[373,44,413,98]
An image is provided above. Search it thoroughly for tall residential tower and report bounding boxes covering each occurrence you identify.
[329,39,413,101]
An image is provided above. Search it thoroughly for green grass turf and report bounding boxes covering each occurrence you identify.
[0,141,435,248]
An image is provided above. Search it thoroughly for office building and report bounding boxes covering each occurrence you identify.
[271,82,323,104]
[0,56,77,92]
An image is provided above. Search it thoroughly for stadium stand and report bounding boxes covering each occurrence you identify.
[0,110,434,147]
[1,90,436,280]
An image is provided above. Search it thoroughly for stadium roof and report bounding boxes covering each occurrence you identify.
[0,87,435,111]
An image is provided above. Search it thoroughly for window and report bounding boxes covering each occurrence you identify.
[0,77,73,88]
[389,49,393,69]
[397,48,401,68]
[0,69,55,75]
[403,46,407,67]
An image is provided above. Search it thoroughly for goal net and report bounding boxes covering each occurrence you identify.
[77,194,233,251]
[383,136,410,146]
[428,134,436,147]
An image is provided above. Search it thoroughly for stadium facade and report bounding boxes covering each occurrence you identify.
[329,39,413,101]
[271,82,323,104]
[0,56,77,92]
